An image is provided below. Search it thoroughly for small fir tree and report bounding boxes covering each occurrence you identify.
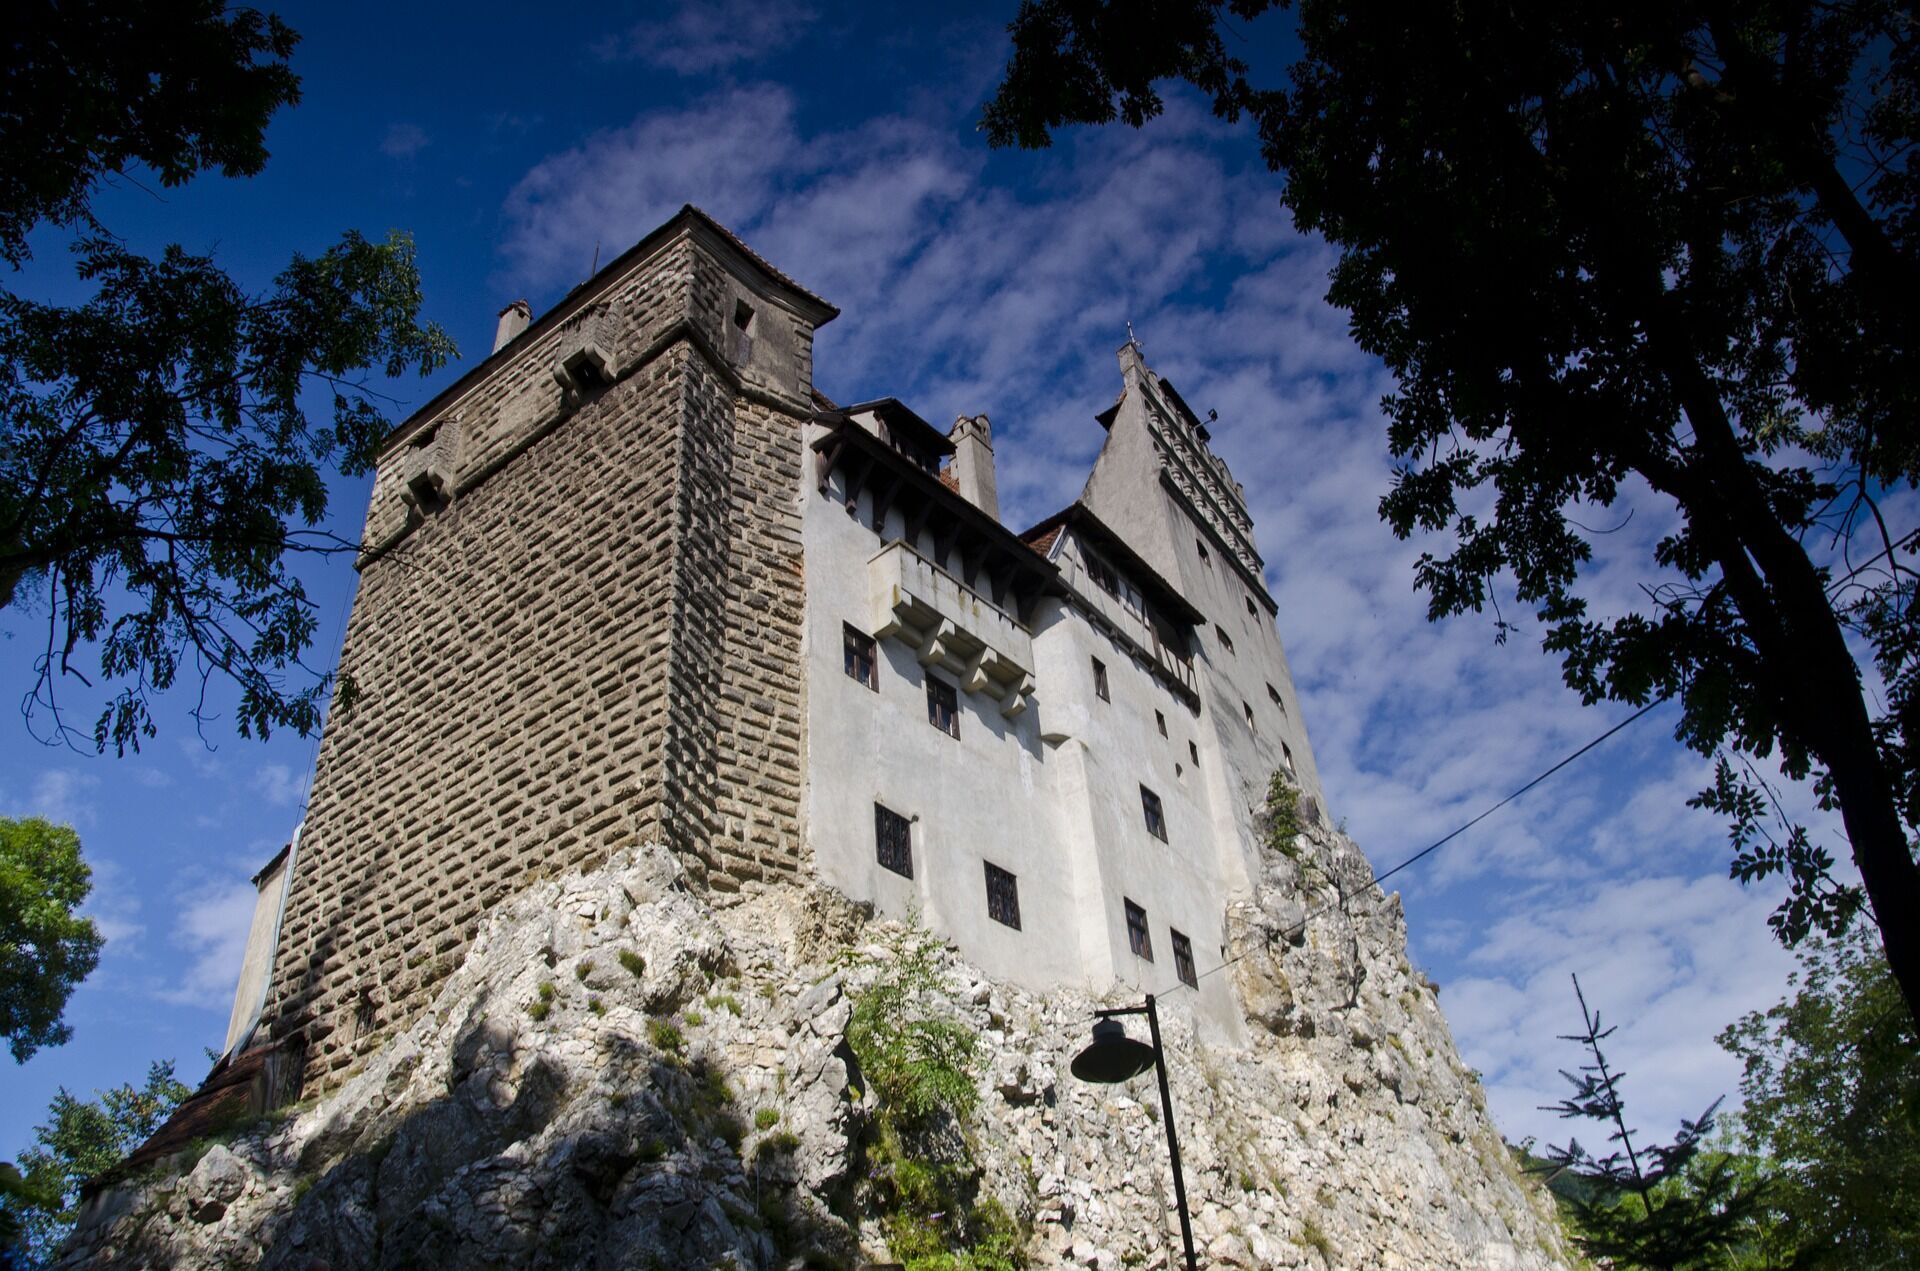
[1541,975,1764,1269]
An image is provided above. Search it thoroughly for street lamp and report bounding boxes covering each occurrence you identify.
[1069,994,1198,1271]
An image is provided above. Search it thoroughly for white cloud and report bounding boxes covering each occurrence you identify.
[380,123,431,160]
[595,0,815,73]
[10,768,102,828]
[159,880,258,1012]
[250,763,304,809]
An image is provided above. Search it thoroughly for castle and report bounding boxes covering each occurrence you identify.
[222,206,1331,1084]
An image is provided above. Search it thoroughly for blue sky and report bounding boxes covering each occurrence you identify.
[3,0,1836,1160]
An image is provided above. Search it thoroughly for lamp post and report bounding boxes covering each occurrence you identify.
[1069,994,1198,1271]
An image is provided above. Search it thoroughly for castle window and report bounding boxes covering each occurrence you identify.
[1189,740,1199,765]
[1268,683,1285,712]
[1196,539,1210,565]
[875,803,912,878]
[1246,595,1257,616]
[1217,626,1235,655]
[1171,929,1197,988]
[1125,899,1153,961]
[1088,552,1119,596]
[733,298,756,333]
[1243,701,1256,732]
[1282,741,1297,775]
[1155,710,1167,737]
[984,862,1021,929]
[844,625,877,690]
[927,676,959,738]
[1093,658,1110,702]
[1140,785,1167,842]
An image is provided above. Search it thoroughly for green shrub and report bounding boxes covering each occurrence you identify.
[706,992,741,1016]
[1301,1218,1333,1259]
[618,949,645,978]
[648,1018,684,1056]
[755,1107,781,1130]
[1261,772,1305,856]
[575,960,593,981]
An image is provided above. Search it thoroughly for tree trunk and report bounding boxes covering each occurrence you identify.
[1652,347,1920,1025]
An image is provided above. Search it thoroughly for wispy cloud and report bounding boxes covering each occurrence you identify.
[250,763,304,809]
[159,880,258,1012]
[595,0,815,73]
[9,768,102,828]
[380,123,431,160]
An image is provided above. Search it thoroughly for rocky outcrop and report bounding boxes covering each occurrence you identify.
[61,825,1568,1269]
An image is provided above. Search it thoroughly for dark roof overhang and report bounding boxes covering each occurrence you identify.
[812,419,1064,613]
[1019,502,1206,627]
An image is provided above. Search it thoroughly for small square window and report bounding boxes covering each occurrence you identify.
[1188,740,1199,765]
[927,676,959,738]
[875,803,912,878]
[1282,742,1296,775]
[1171,929,1197,988]
[733,298,755,332]
[1141,785,1167,842]
[1125,898,1153,962]
[985,861,1021,929]
[1217,626,1235,655]
[1245,595,1257,616]
[844,624,877,690]
[1093,657,1110,702]
[1243,701,1256,732]
[1155,710,1167,737]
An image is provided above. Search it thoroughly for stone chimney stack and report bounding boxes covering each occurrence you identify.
[948,414,998,521]
[493,300,532,353]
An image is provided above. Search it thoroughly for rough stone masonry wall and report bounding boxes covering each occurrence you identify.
[263,261,812,1090]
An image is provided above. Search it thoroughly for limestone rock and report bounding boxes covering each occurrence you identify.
[60,836,1569,1269]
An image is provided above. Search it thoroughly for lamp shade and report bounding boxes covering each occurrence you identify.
[1070,1017,1157,1083]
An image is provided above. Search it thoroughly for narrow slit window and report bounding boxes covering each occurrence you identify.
[1155,710,1167,737]
[874,803,912,878]
[1189,740,1199,765]
[1245,595,1257,616]
[1196,539,1210,565]
[1141,785,1167,842]
[1217,626,1235,655]
[1125,898,1153,962]
[844,624,877,690]
[984,862,1021,929]
[927,676,959,738]
[1267,683,1285,712]
[1243,701,1256,732]
[1282,742,1296,775]
[1093,658,1110,702]
[1171,929,1197,988]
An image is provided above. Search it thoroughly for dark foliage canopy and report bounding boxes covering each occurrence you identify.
[986,0,1920,1021]
[0,1,455,752]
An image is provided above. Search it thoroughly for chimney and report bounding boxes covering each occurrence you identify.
[493,300,532,353]
[948,414,998,521]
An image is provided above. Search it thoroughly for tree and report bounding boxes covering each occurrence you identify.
[1540,976,1766,1269]
[0,1059,190,1266]
[1718,928,1920,1267]
[0,817,102,1063]
[1,0,456,753]
[984,1,1920,1021]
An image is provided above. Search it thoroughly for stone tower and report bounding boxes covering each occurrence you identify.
[258,208,838,1087]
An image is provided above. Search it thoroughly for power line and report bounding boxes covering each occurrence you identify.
[1165,697,1668,996]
